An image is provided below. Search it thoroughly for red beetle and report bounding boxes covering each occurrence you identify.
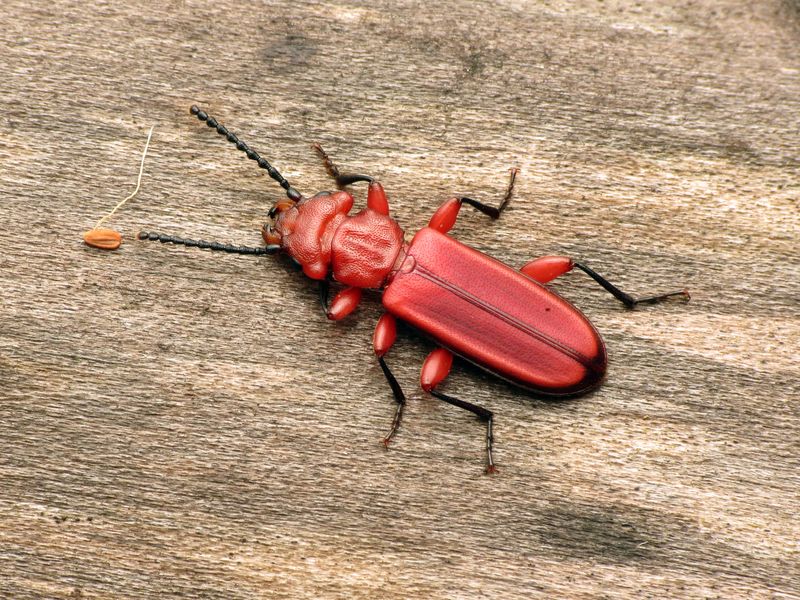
[139,106,689,473]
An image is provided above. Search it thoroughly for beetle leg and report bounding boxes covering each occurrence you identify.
[318,279,330,313]
[328,287,363,320]
[520,256,575,283]
[460,167,518,219]
[572,262,690,308]
[420,348,454,390]
[428,168,518,233]
[421,348,497,474]
[427,198,462,233]
[312,144,390,215]
[366,181,390,215]
[319,281,363,320]
[521,256,690,308]
[312,143,374,188]
[373,314,406,447]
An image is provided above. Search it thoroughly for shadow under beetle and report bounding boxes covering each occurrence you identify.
[138,106,690,473]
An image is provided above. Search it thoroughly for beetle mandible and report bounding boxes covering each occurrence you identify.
[138,106,690,473]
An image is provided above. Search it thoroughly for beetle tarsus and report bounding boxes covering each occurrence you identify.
[312,143,374,188]
[383,401,404,447]
[626,288,691,308]
[382,431,395,449]
[573,262,690,309]
[378,356,406,445]
[499,167,519,215]
[458,167,519,221]
[429,390,495,474]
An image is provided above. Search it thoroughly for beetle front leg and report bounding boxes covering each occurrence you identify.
[421,348,497,474]
[312,144,390,216]
[312,143,375,187]
[373,314,406,447]
[521,256,690,308]
[428,168,518,233]
[319,280,363,320]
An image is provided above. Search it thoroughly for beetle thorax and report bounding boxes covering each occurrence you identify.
[274,191,405,288]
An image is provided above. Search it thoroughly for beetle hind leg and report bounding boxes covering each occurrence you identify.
[521,256,690,308]
[422,348,497,474]
[573,262,690,308]
[373,336,498,472]
[430,390,496,474]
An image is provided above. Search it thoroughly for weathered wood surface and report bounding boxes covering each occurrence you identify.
[1,1,798,598]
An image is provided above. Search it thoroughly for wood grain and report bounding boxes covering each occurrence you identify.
[1,1,798,598]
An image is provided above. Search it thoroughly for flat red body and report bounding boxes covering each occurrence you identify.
[382,228,607,396]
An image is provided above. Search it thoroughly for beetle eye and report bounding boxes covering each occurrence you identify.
[269,200,295,219]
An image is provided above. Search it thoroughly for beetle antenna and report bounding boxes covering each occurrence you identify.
[190,105,302,202]
[138,231,280,255]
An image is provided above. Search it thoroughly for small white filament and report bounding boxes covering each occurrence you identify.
[93,125,155,229]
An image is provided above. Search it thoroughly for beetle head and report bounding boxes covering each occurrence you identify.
[262,198,298,245]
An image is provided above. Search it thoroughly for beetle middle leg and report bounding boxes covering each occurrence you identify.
[372,314,406,447]
[428,168,518,233]
[521,256,690,308]
[421,348,497,474]
[312,143,393,216]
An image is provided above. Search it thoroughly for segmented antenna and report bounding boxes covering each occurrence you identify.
[190,105,302,202]
[138,231,280,255]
